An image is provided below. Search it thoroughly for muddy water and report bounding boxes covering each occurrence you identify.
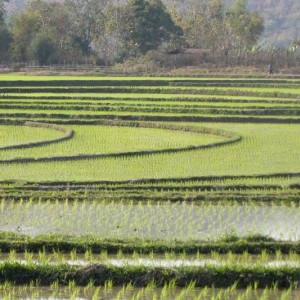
[0,200,299,241]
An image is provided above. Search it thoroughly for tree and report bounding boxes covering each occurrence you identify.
[9,10,41,62]
[0,0,8,24]
[31,32,55,65]
[0,1,4,24]
[101,1,126,63]
[28,0,74,61]
[0,24,11,60]
[226,0,264,49]
[174,0,230,50]
[65,0,109,54]
[0,0,11,61]
[121,0,183,56]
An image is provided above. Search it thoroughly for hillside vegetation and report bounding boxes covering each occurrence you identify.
[4,0,300,48]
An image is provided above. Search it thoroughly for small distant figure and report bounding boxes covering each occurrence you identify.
[268,63,273,77]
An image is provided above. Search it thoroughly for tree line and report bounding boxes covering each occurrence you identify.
[0,0,275,67]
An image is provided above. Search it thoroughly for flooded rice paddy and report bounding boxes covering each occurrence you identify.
[0,200,299,241]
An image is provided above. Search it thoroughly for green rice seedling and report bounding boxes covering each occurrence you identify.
[84,249,94,262]
[50,289,59,299]
[3,290,15,300]
[179,251,187,260]
[175,287,189,300]
[229,280,239,292]
[226,251,235,265]
[185,280,196,291]
[275,249,283,261]
[92,287,100,300]
[0,281,12,291]
[260,287,271,300]
[29,279,40,288]
[24,250,33,264]
[85,279,95,291]
[38,249,49,264]
[261,250,269,263]
[134,288,144,300]
[272,282,278,291]
[167,278,177,290]
[70,287,81,300]
[145,279,157,292]
[116,288,126,300]
[52,249,65,264]
[132,250,139,260]
[50,280,59,290]
[68,280,76,289]
[211,251,221,261]
[104,279,113,291]
[8,250,16,262]
[280,285,293,300]
[100,250,108,261]
[124,281,134,292]
[198,286,209,299]
[148,250,155,260]
[164,251,175,260]
[70,249,77,261]
[116,249,123,259]
[160,284,169,299]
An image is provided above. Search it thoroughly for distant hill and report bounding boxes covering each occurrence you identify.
[4,0,300,48]
[241,0,300,47]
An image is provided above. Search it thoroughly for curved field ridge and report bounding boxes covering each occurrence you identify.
[0,121,74,150]
[0,121,241,164]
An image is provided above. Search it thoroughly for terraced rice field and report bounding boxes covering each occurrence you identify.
[1,74,300,298]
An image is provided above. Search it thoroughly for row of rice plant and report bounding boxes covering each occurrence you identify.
[2,247,300,266]
[0,279,296,299]
[2,184,299,202]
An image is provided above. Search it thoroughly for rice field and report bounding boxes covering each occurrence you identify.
[1,199,300,241]
[0,75,300,296]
